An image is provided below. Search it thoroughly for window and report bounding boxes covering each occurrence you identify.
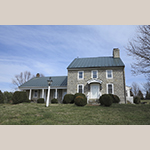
[107,84,114,94]
[34,90,38,97]
[106,70,113,79]
[92,70,98,78]
[77,84,84,93]
[78,71,84,80]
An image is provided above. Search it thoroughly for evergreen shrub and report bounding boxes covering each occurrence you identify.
[12,91,30,104]
[37,98,44,103]
[109,94,120,103]
[0,90,4,104]
[74,96,87,106]
[99,94,113,107]
[74,93,86,99]
[63,94,75,104]
[51,98,58,104]
[134,96,141,104]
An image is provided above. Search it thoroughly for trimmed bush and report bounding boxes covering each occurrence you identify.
[99,94,113,107]
[74,96,87,106]
[99,96,104,105]
[37,98,44,103]
[0,90,4,104]
[12,91,30,104]
[74,93,86,99]
[51,98,58,104]
[134,96,141,104]
[63,94,75,104]
[109,94,120,103]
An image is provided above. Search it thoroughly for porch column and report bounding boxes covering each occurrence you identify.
[127,89,130,97]
[29,89,32,100]
[55,88,57,99]
[42,89,44,98]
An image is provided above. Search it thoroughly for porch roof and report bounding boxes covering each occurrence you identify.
[19,76,67,89]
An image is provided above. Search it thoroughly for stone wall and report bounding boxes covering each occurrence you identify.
[67,67,126,103]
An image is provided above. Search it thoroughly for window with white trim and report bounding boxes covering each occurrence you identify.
[107,83,114,94]
[106,70,113,79]
[77,84,84,93]
[78,71,84,80]
[92,70,98,79]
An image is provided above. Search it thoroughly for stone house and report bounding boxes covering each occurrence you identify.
[19,48,127,104]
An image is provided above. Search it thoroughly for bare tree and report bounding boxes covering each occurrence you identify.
[142,81,150,93]
[12,71,45,89]
[131,82,140,97]
[12,71,33,87]
[126,25,150,80]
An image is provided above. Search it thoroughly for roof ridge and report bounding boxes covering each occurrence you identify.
[75,56,113,59]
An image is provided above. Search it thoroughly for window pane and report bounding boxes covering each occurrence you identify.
[108,84,112,94]
[79,85,82,93]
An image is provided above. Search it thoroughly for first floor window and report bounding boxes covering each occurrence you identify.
[34,90,38,97]
[107,84,113,94]
[78,84,84,93]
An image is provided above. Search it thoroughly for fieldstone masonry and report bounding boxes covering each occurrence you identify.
[67,67,126,103]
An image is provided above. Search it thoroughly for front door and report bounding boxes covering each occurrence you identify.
[91,84,99,99]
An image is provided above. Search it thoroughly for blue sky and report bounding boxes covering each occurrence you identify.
[0,25,147,92]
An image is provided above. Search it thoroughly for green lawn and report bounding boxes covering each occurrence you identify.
[1,103,150,125]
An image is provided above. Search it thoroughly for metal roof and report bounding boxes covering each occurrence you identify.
[67,57,125,69]
[19,76,67,88]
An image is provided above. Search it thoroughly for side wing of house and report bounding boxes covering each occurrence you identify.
[19,76,67,103]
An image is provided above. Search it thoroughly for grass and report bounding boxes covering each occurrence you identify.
[1,103,150,125]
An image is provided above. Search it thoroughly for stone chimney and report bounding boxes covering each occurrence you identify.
[113,48,120,58]
[36,73,40,78]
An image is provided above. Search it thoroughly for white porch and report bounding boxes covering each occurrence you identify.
[21,87,67,103]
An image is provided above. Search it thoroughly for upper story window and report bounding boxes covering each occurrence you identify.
[78,71,84,80]
[92,70,98,79]
[106,70,113,79]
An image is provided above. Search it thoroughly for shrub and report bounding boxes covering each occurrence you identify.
[0,90,4,104]
[99,96,104,105]
[51,98,58,104]
[37,98,44,103]
[99,94,113,107]
[63,94,75,104]
[12,91,30,104]
[109,94,120,103]
[134,96,141,104]
[74,93,86,99]
[74,96,87,106]
[3,91,13,103]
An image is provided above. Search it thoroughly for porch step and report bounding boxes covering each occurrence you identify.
[88,99,99,104]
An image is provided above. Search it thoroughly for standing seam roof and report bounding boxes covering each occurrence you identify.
[67,57,125,69]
